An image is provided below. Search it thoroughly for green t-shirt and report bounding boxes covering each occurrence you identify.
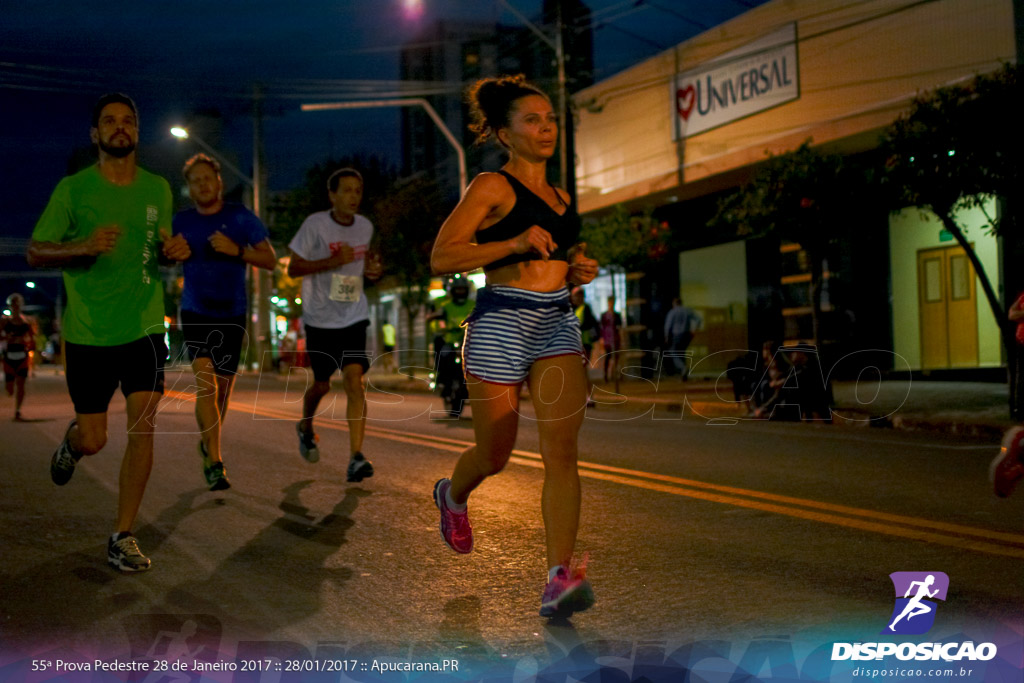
[32,165,172,346]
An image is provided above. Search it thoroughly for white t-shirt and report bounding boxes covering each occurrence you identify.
[288,211,373,329]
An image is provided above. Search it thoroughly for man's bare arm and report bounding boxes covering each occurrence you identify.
[27,226,121,268]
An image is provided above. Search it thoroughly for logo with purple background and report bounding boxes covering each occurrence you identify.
[882,571,949,635]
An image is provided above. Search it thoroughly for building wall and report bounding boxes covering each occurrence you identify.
[888,198,1002,369]
[679,240,749,371]
[573,0,1016,213]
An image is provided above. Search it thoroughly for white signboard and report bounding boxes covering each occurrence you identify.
[672,24,799,139]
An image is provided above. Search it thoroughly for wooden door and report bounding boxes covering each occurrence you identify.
[917,246,978,369]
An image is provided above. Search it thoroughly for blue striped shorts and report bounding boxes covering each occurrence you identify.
[462,286,584,385]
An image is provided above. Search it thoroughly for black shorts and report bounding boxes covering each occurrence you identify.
[305,321,370,382]
[64,334,167,415]
[3,352,29,380]
[180,310,248,375]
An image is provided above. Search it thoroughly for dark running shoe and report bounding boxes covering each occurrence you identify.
[296,421,320,463]
[50,419,81,486]
[199,441,231,491]
[107,532,152,572]
[433,478,472,554]
[346,452,374,482]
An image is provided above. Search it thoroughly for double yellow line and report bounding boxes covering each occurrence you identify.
[167,390,1024,560]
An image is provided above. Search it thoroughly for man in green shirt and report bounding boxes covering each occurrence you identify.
[27,93,191,572]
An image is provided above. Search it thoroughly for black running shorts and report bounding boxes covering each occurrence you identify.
[180,309,248,375]
[64,334,167,415]
[304,321,371,382]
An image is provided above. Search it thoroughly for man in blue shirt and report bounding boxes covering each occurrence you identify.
[663,297,702,380]
[173,154,277,490]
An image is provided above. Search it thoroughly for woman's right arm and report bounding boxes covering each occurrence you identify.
[430,174,555,275]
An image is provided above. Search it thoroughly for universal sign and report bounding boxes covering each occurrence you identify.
[672,23,799,139]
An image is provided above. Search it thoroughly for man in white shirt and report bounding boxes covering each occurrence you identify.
[287,168,382,481]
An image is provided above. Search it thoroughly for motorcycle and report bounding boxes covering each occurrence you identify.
[436,339,468,419]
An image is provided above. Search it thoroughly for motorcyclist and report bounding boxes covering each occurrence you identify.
[428,275,475,417]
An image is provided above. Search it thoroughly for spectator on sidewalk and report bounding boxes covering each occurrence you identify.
[600,296,623,383]
[663,297,701,380]
[726,349,761,403]
[750,341,789,419]
[782,342,832,422]
[572,287,599,407]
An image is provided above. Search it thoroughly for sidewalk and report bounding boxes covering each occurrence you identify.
[360,368,1019,442]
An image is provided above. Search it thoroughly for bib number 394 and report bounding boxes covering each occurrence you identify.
[329,274,362,303]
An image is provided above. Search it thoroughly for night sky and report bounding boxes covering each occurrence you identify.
[0,0,766,301]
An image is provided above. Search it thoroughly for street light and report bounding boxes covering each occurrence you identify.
[170,126,255,190]
[300,98,467,196]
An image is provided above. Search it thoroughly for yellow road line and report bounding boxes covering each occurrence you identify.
[165,390,1024,558]
[507,458,1024,560]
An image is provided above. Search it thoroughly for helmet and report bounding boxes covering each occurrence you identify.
[6,293,24,308]
[447,275,471,305]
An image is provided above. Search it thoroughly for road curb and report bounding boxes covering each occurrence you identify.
[249,370,1017,441]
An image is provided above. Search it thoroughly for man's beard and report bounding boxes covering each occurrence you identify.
[99,137,136,158]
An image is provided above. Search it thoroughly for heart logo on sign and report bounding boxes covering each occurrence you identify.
[676,85,696,121]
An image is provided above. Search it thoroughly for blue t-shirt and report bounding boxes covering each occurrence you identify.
[173,203,269,317]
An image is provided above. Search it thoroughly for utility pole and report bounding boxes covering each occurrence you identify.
[554,0,571,199]
[253,84,272,372]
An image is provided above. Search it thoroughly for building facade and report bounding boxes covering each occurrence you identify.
[571,0,1017,374]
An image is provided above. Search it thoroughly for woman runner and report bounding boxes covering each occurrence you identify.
[430,75,600,618]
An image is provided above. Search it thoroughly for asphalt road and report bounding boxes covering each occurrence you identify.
[1,368,1022,680]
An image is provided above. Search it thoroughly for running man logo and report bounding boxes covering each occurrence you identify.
[882,572,949,635]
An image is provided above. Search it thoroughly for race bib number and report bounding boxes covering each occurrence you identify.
[329,274,362,303]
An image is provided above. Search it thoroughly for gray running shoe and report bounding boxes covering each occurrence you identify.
[296,422,320,463]
[107,533,152,572]
[50,419,81,486]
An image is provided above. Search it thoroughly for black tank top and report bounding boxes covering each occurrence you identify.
[3,319,31,354]
[477,170,581,272]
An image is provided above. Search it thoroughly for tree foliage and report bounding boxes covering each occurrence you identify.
[882,63,1020,232]
[711,141,849,251]
[372,174,453,319]
[710,141,856,343]
[579,204,671,273]
[882,63,1021,348]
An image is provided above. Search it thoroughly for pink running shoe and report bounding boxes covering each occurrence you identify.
[540,557,595,618]
[990,426,1024,498]
[433,478,473,553]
